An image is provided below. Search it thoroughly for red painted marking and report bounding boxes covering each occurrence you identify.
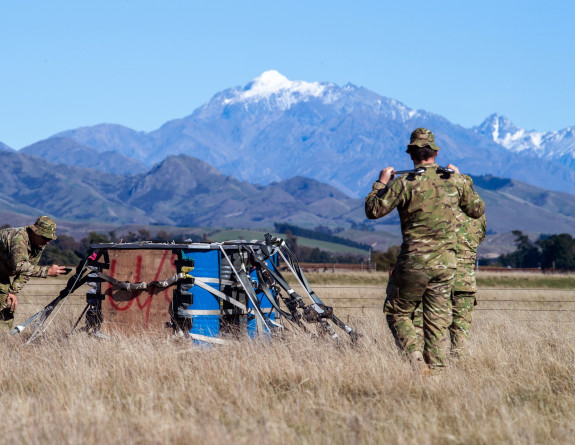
[139,251,168,325]
[108,255,142,311]
[107,251,176,326]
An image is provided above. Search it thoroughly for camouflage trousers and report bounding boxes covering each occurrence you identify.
[450,291,476,354]
[0,292,15,331]
[413,291,476,355]
[384,266,455,369]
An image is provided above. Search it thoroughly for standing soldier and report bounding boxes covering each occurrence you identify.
[412,176,487,356]
[365,128,485,374]
[451,178,487,355]
[0,216,68,331]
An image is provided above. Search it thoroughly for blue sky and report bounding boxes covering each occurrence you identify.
[1,0,573,149]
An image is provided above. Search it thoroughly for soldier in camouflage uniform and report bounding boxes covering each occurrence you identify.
[412,175,487,356]
[365,128,485,373]
[0,216,68,331]
[450,182,486,354]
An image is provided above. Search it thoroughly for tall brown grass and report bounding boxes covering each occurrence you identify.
[2,272,574,444]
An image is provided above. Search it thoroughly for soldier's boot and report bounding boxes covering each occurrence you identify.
[407,351,430,376]
[450,336,470,359]
[0,307,14,332]
[450,346,468,360]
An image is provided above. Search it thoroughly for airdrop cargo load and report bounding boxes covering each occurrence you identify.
[12,235,359,344]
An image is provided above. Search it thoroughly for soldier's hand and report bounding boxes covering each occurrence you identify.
[378,167,395,185]
[48,264,68,276]
[7,293,18,311]
[447,164,460,174]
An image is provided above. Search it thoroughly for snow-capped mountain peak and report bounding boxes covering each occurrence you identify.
[474,114,575,166]
[224,70,334,109]
[475,113,544,152]
[244,70,325,98]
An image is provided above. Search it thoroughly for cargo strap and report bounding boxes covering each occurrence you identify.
[85,266,249,312]
[277,244,360,341]
[86,266,188,290]
[187,275,247,311]
[245,245,303,323]
[249,236,360,340]
[218,245,273,334]
[243,242,335,336]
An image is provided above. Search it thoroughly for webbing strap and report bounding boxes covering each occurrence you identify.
[246,245,301,320]
[86,266,249,311]
[87,266,187,290]
[190,276,247,311]
[279,245,359,339]
[237,266,265,334]
[255,267,294,320]
[218,245,271,334]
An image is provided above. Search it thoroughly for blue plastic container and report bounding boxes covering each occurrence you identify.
[178,248,221,338]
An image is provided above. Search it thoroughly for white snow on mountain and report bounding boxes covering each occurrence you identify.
[475,114,575,164]
[199,70,424,125]
[475,114,544,153]
[223,70,336,110]
[386,98,419,121]
[43,71,575,196]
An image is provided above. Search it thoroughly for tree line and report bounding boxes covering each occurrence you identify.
[368,231,575,272]
[485,231,575,270]
[282,230,367,264]
[274,223,370,251]
[9,222,571,270]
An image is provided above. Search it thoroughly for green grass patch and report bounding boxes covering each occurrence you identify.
[477,273,575,289]
[300,272,389,286]
[208,229,369,255]
[207,228,280,242]
[303,271,575,289]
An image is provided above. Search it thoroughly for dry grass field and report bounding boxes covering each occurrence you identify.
[2,271,574,444]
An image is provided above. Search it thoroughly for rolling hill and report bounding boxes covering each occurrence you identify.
[0,149,574,258]
[46,71,575,197]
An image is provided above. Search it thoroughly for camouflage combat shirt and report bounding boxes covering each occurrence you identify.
[0,226,49,295]
[454,178,487,291]
[365,163,485,270]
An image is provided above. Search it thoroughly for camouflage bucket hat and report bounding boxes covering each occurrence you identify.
[407,128,440,151]
[31,216,57,240]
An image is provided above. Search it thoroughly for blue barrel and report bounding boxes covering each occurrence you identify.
[175,245,279,340]
[179,248,221,338]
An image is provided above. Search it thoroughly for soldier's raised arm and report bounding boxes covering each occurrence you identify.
[365,167,406,219]
[458,175,485,219]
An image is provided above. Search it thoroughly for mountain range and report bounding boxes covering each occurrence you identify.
[474,114,575,169]
[0,142,13,152]
[18,70,571,198]
[2,70,574,255]
[1,149,574,248]
[20,137,148,175]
